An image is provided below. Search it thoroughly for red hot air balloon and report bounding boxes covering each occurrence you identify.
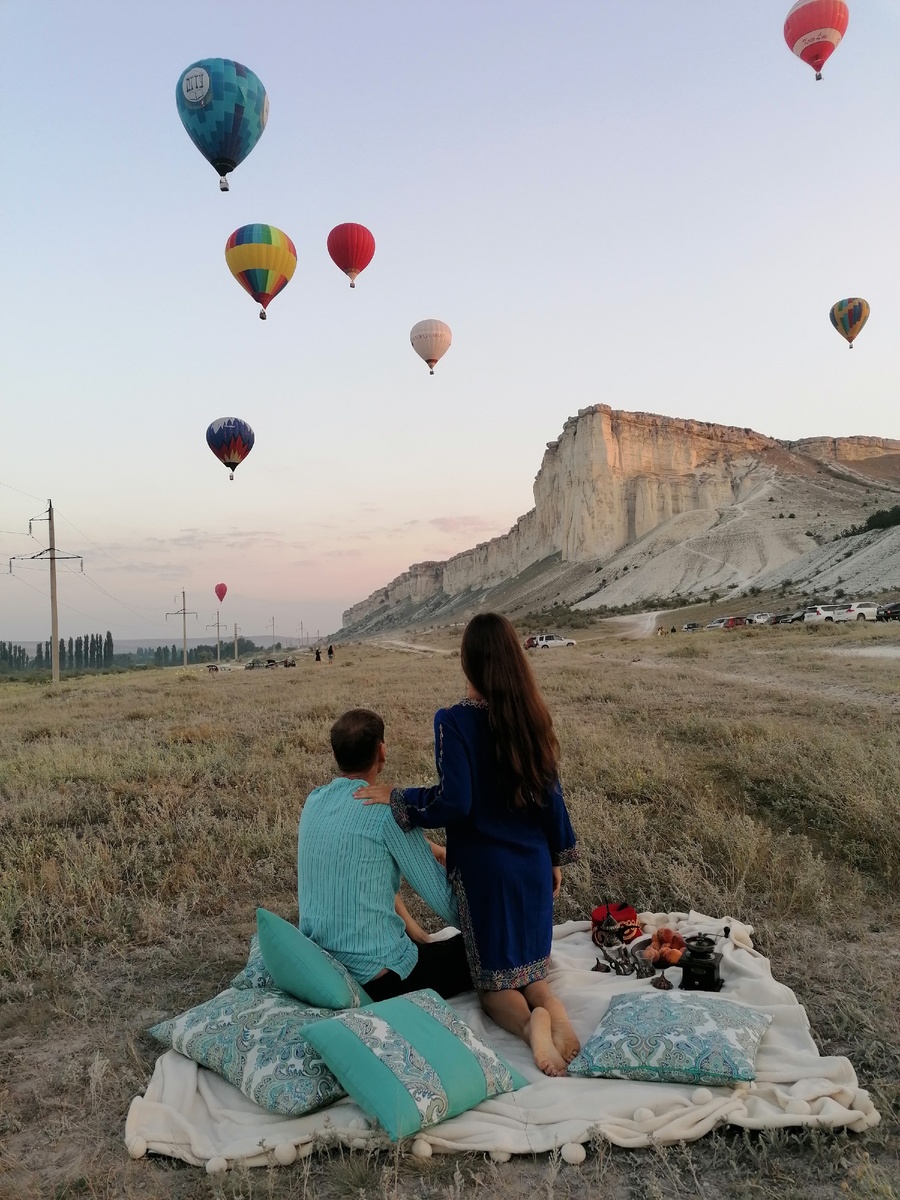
[327,223,375,288]
[215,583,227,603]
[784,1,849,80]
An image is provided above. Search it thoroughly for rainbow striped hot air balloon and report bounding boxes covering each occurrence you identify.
[225,224,297,319]
[176,59,268,190]
[830,298,870,349]
[207,417,255,480]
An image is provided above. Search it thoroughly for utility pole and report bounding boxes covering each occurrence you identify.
[233,623,239,662]
[166,591,197,666]
[300,619,304,647]
[8,499,83,688]
[269,616,276,649]
[207,613,227,662]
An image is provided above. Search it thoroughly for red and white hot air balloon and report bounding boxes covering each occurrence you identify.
[327,223,376,288]
[215,583,227,603]
[784,0,849,80]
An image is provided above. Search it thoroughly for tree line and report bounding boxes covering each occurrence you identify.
[0,632,114,673]
[132,637,265,666]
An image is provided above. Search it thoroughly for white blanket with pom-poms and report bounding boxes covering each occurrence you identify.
[125,914,879,1171]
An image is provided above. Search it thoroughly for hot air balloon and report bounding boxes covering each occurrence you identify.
[784,1,849,80]
[225,224,297,319]
[327,223,376,288]
[410,320,452,375]
[215,583,228,603]
[207,418,255,479]
[176,59,268,190]
[830,298,869,348]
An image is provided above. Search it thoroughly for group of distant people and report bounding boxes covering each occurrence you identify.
[297,613,580,1076]
[313,644,335,663]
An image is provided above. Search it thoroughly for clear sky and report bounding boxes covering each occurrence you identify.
[1,2,898,644]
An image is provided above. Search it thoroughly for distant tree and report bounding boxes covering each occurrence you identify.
[74,636,83,671]
[171,643,178,664]
[35,643,44,668]
[163,645,170,666]
[45,641,51,666]
[59,638,67,670]
[154,646,163,667]
[67,637,74,667]
[104,631,114,666]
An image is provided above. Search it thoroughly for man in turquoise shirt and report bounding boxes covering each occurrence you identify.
[298,708,472,1001]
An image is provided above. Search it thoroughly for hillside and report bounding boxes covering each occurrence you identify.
[342,406,900,634]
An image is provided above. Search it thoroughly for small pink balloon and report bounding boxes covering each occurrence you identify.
[215,583,227,603]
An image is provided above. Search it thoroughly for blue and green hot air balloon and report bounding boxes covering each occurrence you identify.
[176,59,268,191]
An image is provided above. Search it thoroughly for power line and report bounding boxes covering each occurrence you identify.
[0,478,45,503]
[66,565,169,628]
[7,570,99,623]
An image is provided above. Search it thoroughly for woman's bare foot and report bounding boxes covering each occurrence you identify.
[544,996,580,1063]
[526,1007,568,1076]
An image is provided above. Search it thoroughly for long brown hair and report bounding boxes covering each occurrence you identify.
[460,612,559,808]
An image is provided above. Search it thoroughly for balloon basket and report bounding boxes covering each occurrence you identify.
[259,309,267,320]
[229,471,234,481]
[815,72,822,81]
[349,280,356,288]
[219,176,230,191]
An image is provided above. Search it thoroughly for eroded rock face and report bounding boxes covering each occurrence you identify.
[341,406,898,629]
[787,436,900,463]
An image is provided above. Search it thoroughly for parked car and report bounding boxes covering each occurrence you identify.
[786,609,807,623]
[705,617,727,630]
[244,659,264,669]
[772,612,797,624]
[523,635,537,649]
[843,602,880,622]
[803,605,851,624]
[682,622,703,632]
[877,601,900,622]
[722,616,746,629]
[745,612,774,626]
[531,633,576,649]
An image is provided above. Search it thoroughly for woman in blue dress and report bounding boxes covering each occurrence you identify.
[357,612,579,1075]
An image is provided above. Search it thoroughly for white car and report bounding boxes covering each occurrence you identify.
[802,605,851,624]
[705,617,727,629]
[842,602,880,622]
[745,612,774,626]
[532,633,576,649]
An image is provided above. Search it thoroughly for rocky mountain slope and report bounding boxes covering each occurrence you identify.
[342,406,900,634]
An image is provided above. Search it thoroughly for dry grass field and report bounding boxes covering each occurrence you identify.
[2,617,899,1199]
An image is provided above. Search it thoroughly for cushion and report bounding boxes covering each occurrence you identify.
[148,987,345,1116]
[229,934,273,991]
[567,991,772,1087]
[304,988,527,1141]
[256,908,371,1009]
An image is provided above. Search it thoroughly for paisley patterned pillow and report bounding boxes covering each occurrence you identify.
[304,988,527,1141]
[568,992,772,1087]
[148,987,345,1116]
[229,934,274,991]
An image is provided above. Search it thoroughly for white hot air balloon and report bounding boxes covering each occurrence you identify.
[410,319,452,375]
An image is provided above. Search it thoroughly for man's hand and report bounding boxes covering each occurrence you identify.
[427,840,447,868]
[552,866,562,899]
[354,783,393,805]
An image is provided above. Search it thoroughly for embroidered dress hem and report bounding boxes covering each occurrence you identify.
[475,955,551,992]
[553,845,580,867]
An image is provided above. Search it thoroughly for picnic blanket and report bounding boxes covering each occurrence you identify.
[125,913,879,1172]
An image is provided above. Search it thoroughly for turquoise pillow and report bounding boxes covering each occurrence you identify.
[148,987,345,1116]
[567,992,772,1087]
[256,908,371,1009]
[304,988,527,1141]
